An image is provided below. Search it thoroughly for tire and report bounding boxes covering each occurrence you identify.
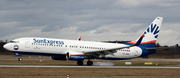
[18,58,22,61]
[87,61,93,66]
[77,61,83,65]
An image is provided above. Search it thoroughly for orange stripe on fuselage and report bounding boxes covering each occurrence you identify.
[128,40,156,44]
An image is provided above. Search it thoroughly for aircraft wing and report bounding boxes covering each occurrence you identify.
[83,45,132,58]
[83,33,145,58]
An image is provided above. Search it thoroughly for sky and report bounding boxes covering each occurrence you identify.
[0,0,180,46]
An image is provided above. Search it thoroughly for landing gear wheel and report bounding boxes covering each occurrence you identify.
[77,61,83,65]
[87,61,93,66]
[18,58,22,61]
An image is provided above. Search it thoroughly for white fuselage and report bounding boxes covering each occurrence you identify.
[4,37,143,59]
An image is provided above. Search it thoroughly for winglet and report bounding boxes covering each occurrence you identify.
[78,36,82,41]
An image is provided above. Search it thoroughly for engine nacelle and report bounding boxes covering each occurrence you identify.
[51,55,67,60]
[66,52,85,61]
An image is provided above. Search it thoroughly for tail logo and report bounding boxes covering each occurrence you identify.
[144,23,160,38]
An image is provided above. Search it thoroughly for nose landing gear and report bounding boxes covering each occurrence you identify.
[18,58,22,61]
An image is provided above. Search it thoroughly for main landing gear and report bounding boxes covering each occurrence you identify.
[77,58,93,66]
[77,61,93,66]
[77,61,83,65]
[87,61,93,66]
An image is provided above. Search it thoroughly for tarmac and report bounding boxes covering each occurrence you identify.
[0,65,180,69]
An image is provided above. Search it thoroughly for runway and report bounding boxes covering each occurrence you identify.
[0,65,180,68]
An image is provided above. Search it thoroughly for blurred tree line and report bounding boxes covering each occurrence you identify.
[0,40,8,52]
[0,40,9,54]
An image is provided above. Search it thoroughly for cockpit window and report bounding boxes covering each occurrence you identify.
[10,41,19,43]
[10,41,15,43]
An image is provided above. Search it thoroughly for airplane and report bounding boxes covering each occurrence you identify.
[3,17,163,66]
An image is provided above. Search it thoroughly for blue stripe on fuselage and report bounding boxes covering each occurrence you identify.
[124,43,156,57]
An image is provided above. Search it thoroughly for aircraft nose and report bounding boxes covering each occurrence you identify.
[3,43,11,50]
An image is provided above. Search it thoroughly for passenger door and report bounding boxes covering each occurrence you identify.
[25,39,30,48]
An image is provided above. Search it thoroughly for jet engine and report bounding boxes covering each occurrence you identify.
[66,52,85,61]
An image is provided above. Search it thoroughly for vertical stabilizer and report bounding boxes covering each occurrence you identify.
[128,17,163,47]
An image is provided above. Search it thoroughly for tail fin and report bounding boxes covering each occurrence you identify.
[128,17,163,48]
